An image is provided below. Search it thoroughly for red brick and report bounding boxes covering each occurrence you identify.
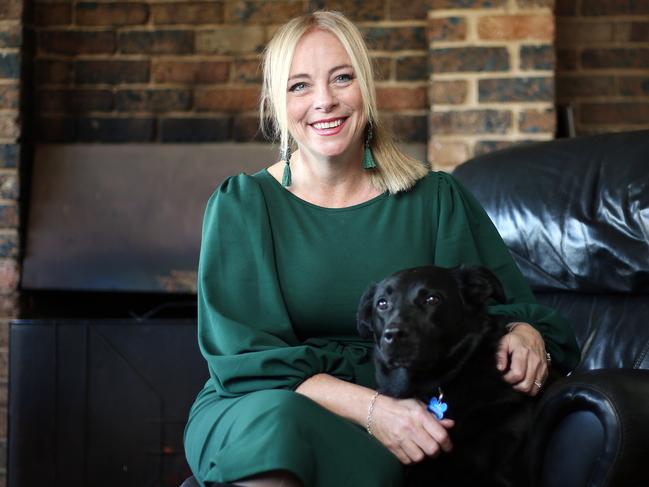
[0,116,18,139]
[383,114,427,143]
[152,60,230,83]
[478,14,553,41]
[225,1,304,24]
[37,89,114,113]
[518,109,555,133]
[474,139,536,156]
[631,22,649,42]
[34,3,72,25]
[35,60,74,84]
[76,3,148,26]
[556,75,616,98]
[428,140,468,169]
[582,48,649,69]
[39,31,116,55]
[581,0,649,16]
[618,76,649,96]
[556,20,614,45]
[310,0,384,21]
[373,57,392,81]
[0,204,17,227]
[151,2,223,24]
[581,102,649,124]
[196,26,265,54]
[428,17,467,42]
[119,30,193,54]
[0,86,18,110]
[389,0,427,20]
[233,59,262,83]
[430,80,468,104]
[0,0,21,19]
[377,86,427,110]
[431,0,506,7]
[430,110,512,135]
[194,87,261,111]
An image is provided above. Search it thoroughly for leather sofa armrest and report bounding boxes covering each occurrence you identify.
[530,369,649,487]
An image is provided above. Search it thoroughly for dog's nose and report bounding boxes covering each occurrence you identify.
[383,327,408,344]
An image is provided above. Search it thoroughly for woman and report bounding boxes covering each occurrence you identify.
[184,11,580,487]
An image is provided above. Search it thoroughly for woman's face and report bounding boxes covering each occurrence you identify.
[286,29,366,162]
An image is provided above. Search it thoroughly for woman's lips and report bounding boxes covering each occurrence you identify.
[310,117,347,136]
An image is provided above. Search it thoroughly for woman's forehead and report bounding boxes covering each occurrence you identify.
[290,29,351,74]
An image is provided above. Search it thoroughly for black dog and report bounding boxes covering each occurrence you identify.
[357,265,538,487]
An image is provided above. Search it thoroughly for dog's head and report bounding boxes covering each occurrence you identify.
[356,265,506,371]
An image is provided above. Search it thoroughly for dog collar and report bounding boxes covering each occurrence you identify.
[427,387,448,420]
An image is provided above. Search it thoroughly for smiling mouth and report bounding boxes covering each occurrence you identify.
[311,118,346,130]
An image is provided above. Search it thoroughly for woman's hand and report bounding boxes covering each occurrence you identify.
[370,394,454,464]
[496,322,549,396]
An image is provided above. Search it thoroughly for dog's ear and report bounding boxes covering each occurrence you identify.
[454,265,507,307]
[356,283,377,340]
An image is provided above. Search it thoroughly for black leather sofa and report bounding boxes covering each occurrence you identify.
[454,130,649,487]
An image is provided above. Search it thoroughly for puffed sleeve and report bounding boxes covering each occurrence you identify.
[432,172,580,373]
[197,174,359,398]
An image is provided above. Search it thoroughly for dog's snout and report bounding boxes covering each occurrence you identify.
[382,327,408,344]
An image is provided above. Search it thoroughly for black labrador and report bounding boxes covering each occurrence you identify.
[357,265,540,487]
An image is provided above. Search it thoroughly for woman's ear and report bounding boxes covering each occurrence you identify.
[356,283,377,340]
[454,265,507,307]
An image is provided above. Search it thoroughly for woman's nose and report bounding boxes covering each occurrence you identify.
[314,85,337,112]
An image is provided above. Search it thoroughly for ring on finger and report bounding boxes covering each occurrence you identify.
[534,380,543,388]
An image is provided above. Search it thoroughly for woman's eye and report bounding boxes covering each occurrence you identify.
[376,298,389,311]
[289,82,307,92]
[426,295,440,305]
[335,73,352,83]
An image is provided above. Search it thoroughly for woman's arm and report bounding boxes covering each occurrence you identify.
[296,373,454,464]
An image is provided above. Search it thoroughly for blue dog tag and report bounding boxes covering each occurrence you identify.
[427,394,448,420]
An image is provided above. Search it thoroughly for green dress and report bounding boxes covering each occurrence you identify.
[184,170,580,486]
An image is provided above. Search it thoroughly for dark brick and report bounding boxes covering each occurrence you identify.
[233,59,262,83]
[555,0,578,16]
[308,0,383,21]
[618,76,649,96]
[36,116,76,142]
[384,114,428,143]
[581,0,649,15]
[430,47,509,73]
[37,89,114,113]
[396,56,428,81]
[119,30,193,54]
[474,139,536,156]
[151,2,223,24]
[159,117,231,142]
[77,117,155,142]
[390,0,428,20]
[39,31,116,55]
[0,54,20,79]
[519,109,555,133]
[0,205,18,227]
[0,174,18,200]
[0,0,22,19]
[115,89,191,112]
[556,75,616,98]
[0,85,19,110]
[152,60,230,83]
[76,2,149,25]
[0,115,19,138]
[431,0,506,7]
[364,26,426,51]
[582,48,649,69]
[225,0,304,24]
[0,25,21,48]
[428,17,467,42]
[0,234,18,258]
[34,3,72,25]
[431,110,512,135]
[517,0,554,7]
[556,49,577,71]
[479,77,554,102]
[372,57,392,81]
[233,115,264,142]
[580,102,649,125]
[520,45,554,70]
[631,22,649,41]
[430,80,468,104]
[0,145,18,169]
[35,60,74,84]
[76,60,149,84]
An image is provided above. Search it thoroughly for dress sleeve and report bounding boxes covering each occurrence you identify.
[197,175,358,398]
[432,172,580,373]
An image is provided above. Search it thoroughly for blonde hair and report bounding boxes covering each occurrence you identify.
[260,10,429,194]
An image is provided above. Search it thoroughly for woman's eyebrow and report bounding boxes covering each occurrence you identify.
[288,64,354,82]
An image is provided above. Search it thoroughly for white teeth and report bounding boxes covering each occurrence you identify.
[313,119,343,129]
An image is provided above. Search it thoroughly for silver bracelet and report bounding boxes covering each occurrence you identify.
[366,391,380,436]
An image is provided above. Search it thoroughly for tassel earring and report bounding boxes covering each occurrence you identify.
[281,142,292,187]
[363,120,377,169]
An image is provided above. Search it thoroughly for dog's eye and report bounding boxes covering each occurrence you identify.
[426,295,441,305]
[376,298,389,311]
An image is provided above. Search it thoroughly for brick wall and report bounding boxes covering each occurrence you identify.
[428,0,556,171]
[556,0,649,135]
[0,0,22,479]
[30,0,429,144]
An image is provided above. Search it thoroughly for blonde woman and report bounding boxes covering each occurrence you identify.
[184,11,579,487]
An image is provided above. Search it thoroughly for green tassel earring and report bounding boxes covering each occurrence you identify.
[363,120,377,169]
[281,143,292,187]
